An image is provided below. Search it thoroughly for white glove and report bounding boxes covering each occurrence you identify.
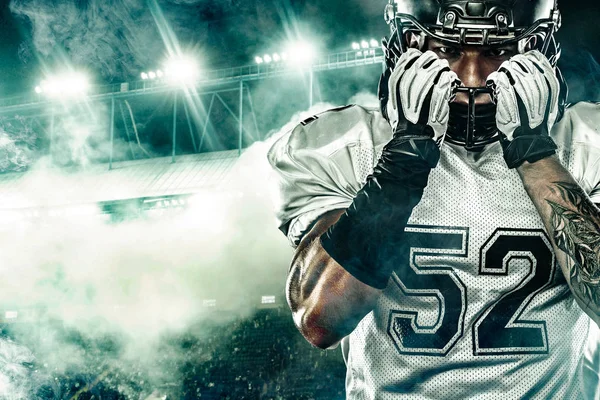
[385,49,460,143]
[486,50,560,140]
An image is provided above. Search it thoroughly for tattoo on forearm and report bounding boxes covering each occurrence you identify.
[547,182,600,308]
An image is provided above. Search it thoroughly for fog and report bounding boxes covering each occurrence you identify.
[0,91,376,397]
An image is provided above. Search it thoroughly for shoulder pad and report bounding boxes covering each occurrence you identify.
[267,104,392,247]
[553,101,600,201]
[555,102,600,148]
[286,105,392,154]
[300,105,355,126]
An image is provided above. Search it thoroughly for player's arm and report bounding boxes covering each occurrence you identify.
[517,157,600,325]
[487,51,600,324]
[286,208,382,349]
[286,49,459,349]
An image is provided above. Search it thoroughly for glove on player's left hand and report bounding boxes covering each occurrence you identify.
[486,50,560,168]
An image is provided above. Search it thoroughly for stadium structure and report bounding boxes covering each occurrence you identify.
[0,46,383,222]
[0,47,383,399]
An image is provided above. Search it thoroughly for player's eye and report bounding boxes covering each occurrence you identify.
[484,48,513,58]
[435,46,460,57]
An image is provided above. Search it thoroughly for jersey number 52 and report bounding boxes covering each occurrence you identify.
[387,226,555,356]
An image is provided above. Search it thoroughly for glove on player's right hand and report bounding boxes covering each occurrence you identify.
[384,49,460,145]
[321,50,459,290]
[379,49,460,175]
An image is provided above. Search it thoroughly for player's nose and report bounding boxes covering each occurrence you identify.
[450,53,494,105]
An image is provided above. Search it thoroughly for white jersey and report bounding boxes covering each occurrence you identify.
[268,102,600,399]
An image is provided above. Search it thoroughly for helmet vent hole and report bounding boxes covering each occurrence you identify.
[466,2,486,17]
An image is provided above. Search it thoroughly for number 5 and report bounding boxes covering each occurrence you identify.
[387,226,469,356]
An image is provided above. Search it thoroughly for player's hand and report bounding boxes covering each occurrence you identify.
[486,50,560,168]
[384,48,460,145]
[323,54,459,290]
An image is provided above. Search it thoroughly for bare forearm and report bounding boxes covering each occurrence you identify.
[287,210,382,349]
[518,156,600,323]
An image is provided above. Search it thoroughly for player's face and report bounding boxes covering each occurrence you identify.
[426,38,519,105]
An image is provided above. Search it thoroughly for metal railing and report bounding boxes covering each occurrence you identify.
[0,48,384,113]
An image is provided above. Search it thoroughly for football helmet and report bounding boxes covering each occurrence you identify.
[378,0,566,150]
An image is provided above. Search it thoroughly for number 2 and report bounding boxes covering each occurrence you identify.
[387,226,555,356]
[474,229,555,355]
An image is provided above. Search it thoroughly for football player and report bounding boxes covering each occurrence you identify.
[268,0,600,398]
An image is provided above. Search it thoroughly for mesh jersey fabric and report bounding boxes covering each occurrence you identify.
[267,102,600,399]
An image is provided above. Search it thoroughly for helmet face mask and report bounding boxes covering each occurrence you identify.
[379,0,565,151]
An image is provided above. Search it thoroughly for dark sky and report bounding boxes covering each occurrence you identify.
[0,0,24,94]
[0,0,597,98]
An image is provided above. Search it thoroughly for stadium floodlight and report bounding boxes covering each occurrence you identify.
[352,42,361,50]
[64,73,89,95]
[273,53,281,62]
[37,72,90,98]
[361,40,369,49]
[281,52,288,61]
[142,70,164,80]
[164,55,200,86]
[286,40,317,66]
[39,80,56,95]
[261,295,276,304]
[264,54,272,63]
[35,86,42,94]
[255,56,264,64]
[370,39,379,48]
[4,311,17,320]
[202,299,216,307]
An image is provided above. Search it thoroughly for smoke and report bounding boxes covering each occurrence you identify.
[0,116,37,172]
[0,340,35,398]
[559,49,600,103]
[0,101,143,171]
[9,0,225,82]
[8,0,288,82]
[50,103,112,167]
[348,91,380,108]
[0,97,354,397]
[11,0,151,81]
